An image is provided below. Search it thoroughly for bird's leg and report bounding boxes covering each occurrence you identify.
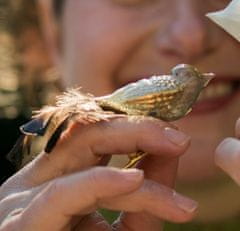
[124,151,147,168]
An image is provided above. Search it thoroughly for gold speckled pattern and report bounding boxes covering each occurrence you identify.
[98,64,213,121]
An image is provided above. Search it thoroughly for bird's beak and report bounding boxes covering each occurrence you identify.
[206,0,240,42]
[202,73,215,87]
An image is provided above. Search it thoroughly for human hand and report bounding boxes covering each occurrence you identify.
[0,117,197,231]
[215,118,240,184]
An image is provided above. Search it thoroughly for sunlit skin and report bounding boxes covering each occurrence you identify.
[48,0,240,221]
[1,1,240,230]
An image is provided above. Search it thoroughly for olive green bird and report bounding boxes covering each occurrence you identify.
[7,64,214,169]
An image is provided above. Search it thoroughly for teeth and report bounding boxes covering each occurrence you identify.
[198,83,233,101]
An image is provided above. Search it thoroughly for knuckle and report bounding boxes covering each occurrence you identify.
[86,167,112,200]
[141,180,173,201]
[119,115,165,133]
[87,167,105,187]
[140,180,196,223]
[135,116,165,132]
[141,180,159,195]
[86,167,121,193]
[44,180,63,203]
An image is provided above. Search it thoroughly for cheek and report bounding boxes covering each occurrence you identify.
[60,1,166,94]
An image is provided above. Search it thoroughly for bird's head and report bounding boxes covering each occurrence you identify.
[171,64,214,88]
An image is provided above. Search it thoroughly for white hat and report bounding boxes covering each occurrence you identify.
[206,0,240,42]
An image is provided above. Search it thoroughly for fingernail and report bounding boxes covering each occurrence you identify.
[215,138,240,185]
[215,138,240,168]
[173,192,198,213]
[163,127,190,146]
[121,168,144,182]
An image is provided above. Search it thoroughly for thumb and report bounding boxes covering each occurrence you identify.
[2,167,143,231]
[215,138,240,185]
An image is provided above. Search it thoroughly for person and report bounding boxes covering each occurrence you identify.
[0,0,240,230]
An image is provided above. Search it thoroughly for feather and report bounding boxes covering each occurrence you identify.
[44,116,69,153]
[7,135,31,169]
[20,118,48,136]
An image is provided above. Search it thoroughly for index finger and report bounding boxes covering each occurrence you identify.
[3,116,190,189]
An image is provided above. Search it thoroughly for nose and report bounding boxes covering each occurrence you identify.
[157,2,211,62]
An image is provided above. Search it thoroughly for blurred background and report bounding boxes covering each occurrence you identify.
[0,0,61,184]
[1,1,240,230]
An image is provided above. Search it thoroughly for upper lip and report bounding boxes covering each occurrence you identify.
[209,76,240,83]
[207,76,240,90]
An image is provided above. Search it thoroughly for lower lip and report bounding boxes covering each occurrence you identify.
[190,89,240,115]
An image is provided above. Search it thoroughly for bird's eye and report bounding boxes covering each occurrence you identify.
[172,68,185,77]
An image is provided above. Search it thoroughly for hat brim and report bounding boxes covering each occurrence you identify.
[207,11,240,42]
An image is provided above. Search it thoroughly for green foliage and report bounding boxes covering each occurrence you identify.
[99,209,240,230]
[99,209,120,224]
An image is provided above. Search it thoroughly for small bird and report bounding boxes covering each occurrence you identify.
[7,64,214,169]
[206,0,240,42]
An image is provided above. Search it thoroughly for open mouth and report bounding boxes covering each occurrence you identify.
[192,78,240,114]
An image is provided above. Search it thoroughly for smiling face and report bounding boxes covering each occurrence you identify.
[39,0,240,218]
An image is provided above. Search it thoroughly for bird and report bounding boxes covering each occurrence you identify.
[7,64,214,169]
[206,0,240,42]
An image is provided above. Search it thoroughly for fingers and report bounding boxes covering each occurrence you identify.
[117,137,180,231]
[2,167,143,231]
[214,118,240,185]
[103,180,198,224]
[115,155,180,230]
[8,116,190,188]
[139,155,179,187]
[1,170,197,231]
[88,117,190,156]
[215,138,240,185]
